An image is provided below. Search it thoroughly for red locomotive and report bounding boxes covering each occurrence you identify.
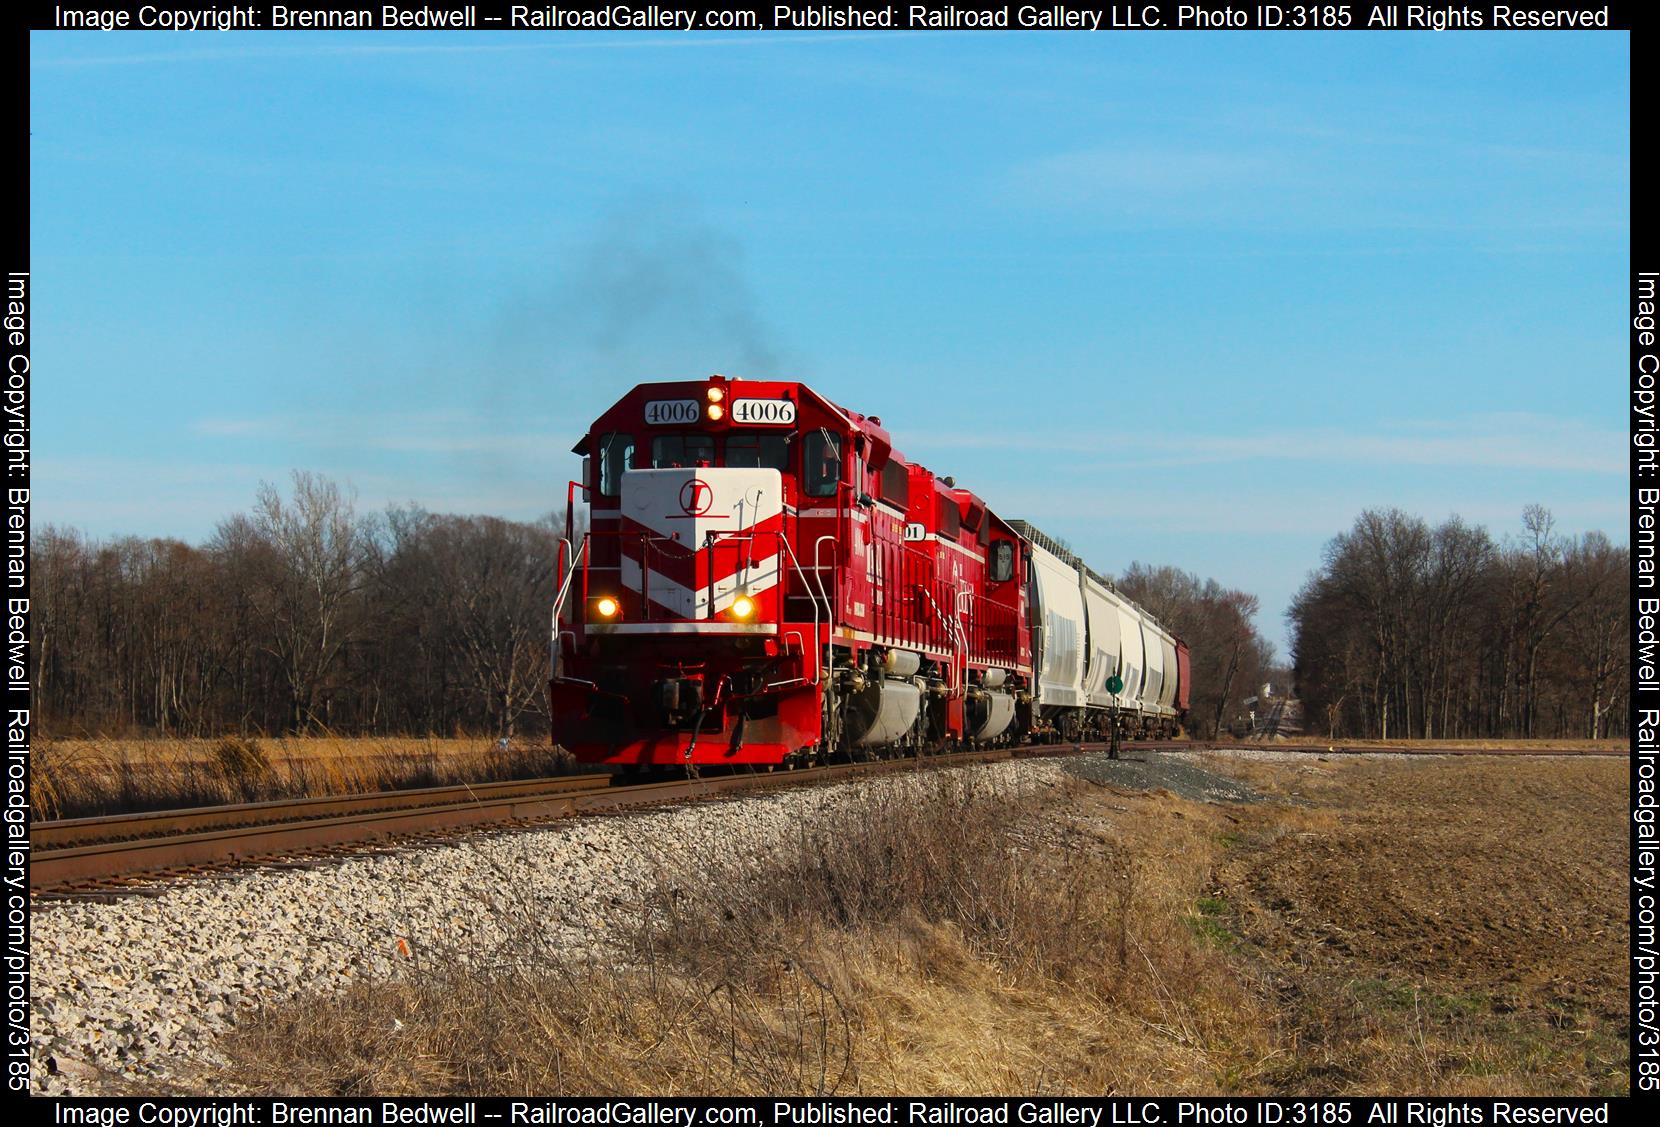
[550,375,1188,768]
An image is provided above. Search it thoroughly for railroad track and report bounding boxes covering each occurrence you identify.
[29,744,1086,894]
[28,739,1622,895]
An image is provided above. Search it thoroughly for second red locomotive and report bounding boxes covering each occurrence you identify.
[551,375,1187,768]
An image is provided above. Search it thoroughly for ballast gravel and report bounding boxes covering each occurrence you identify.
[1062,749,1265,804]
[29,759,1067,1095]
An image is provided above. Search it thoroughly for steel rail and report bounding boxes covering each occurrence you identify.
[29,746,1030,893]
[28,739,1622,893]
[32,774,617,850]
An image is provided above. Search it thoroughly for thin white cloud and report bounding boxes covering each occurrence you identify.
[37,455,285,485]
[32,453,565,539]
[980,487,1628,540]
[191,409,1627,477]
[1010,146,1284,204]
[905,413,1624,475]
[192,418,270,437]
[31,456,289,534]
[191,409,562,456]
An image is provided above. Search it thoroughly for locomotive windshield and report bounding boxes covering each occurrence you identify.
[803,431,842,497]
[651,434,715,468]
[725,432,790,471]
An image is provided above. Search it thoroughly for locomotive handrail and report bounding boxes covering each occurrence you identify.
[812,535,838,639]
[691,528,781,628]
[550,536,580,677]
[774,533,829,683]
[767,631,811,690]
[552,536,581,622]
[961,591,1023,668]
[580,535,594,618]
[954,588,973,697]
[917,583,969,698]
[771,532,814,663]
[813,534,839,743]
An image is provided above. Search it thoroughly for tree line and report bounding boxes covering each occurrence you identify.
[1289,506,1629,740]
[46,475,1612,745]
[33,472,559,738]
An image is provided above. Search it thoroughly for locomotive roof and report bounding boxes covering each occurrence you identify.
[1007,519,1174,638]
[1008,519,1078,568]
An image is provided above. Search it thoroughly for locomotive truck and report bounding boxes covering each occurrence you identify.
[550,375,1188,768]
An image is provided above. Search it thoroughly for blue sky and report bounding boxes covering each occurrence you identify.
[30,31,1629,656]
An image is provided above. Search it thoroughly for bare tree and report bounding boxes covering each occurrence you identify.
[1290,507,1627,741]
[242,472,376,733]
[33,485,561,738]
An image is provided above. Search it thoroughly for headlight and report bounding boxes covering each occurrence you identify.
[730,595,756,620]
[594,596,620,619]
[707,386,725,403]
[707,403,725,421]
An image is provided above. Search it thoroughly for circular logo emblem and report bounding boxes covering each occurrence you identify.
[678,478,714,516]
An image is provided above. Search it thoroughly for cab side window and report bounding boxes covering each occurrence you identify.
[803,432,843,498]
[989,541,1015,583]
[597,433,634,497]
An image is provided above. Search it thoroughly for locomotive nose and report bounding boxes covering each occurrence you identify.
[618,467,785,621]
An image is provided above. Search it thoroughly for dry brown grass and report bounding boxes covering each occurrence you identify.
[31,736,576,820]
[201,773,1277,1096]
[1256,736,1624,752]
[1195,752,1629,1095]
[194,754,1627,1097]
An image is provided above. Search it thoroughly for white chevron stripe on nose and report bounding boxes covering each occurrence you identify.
[621,553,782,619]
